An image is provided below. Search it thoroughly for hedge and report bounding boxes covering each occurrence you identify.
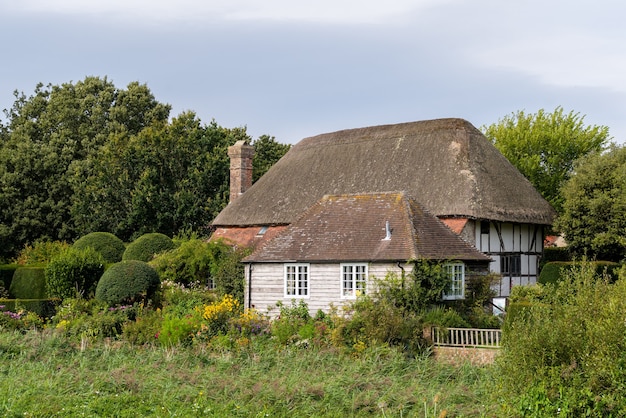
[538,261,622,285]
[9,267,47,299]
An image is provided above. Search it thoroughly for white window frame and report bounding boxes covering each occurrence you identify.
[284,264,310,298]
[443,262,465,300]
[341,263,368,299]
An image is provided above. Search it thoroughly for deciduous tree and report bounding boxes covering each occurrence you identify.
[555,145,626,262]
[482,107,610,213]
[0,77,170,259]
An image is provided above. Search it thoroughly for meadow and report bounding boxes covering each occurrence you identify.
[0,328,496,417]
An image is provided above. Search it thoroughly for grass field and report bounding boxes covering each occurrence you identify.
[0,329,497,417]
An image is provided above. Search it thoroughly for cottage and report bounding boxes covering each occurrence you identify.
[241,192,491,313]
[212,118,556,309]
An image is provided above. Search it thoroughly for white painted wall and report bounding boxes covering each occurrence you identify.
[245,262,409,315]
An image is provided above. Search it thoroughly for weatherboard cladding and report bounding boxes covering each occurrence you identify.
[213,118,556,228]
[243,192,490,263]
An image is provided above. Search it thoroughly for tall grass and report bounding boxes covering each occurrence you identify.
[0,329,496,417]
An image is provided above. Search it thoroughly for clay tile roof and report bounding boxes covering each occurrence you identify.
[213,118,556,227]
[243,192,491,263]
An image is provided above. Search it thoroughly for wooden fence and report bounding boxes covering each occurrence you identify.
[431,327,501,348]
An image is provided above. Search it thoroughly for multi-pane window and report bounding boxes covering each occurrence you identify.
[341,264,367,298]
[285,264,309,297]
[501,254,521,277]
[443,263,465,300]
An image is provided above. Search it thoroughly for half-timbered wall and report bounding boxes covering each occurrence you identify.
[469,220,544,297]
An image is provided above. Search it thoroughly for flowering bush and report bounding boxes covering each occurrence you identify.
[230,309,270,337]
[199,294,240,334]
[51,299,139,341]
[0,305,43,331]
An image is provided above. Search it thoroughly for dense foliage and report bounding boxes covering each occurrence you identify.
[556,145,626,262]
[0,77,290,260]
[251,134,291,182]
[13,240,70,265]
[72,232,126,264]
[45,248,105,299]
[482,107,609,214]
[122,233,175,262]
[150,238,249,303]
[538,261,621,285]
[0,77,170,259]
[95,260,160,306]
[496,263,626,415]
[70,114,250,240]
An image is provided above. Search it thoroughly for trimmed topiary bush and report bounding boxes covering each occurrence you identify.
[73,232,126,264]
[45,248,106,299]
[95,260,161,306]
[9,267,47,299]
[123,233,175,262]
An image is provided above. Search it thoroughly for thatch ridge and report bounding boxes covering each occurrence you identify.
[214,118,556,227]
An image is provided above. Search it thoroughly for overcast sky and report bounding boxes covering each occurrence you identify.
[1,0,625,144]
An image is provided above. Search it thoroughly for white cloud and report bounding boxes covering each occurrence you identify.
[2,0,457,24]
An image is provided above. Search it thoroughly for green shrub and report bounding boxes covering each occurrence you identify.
[45,248,105,300]
[122,308,163,345]
[123,233,175,262]
[161,281,217,317]
[9,267,47,299]
[330,295,425,356]
[157,314,197,347]
[151,238,249,303]
[537,261,565,285]
[95,260,161,306]
[52,298,138,341]
[270,300,313,345]
[72,232,126,263]
[496,262,626,415]
[538,261,621,285]
[14,240,70,265]
[421,306,470,328]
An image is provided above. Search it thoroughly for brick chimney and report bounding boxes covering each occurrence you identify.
[228,140,255,203]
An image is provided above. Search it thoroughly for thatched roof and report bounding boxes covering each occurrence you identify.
[243,192,491,263]
[214,118,556,227]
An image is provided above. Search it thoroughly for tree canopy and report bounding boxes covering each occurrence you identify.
[555,145,626,262]
[0,77,290,260]
[482,107,610,214]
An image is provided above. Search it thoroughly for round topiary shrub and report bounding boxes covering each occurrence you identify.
[95,260,161,306]
[45,247,106,299]
[73,232,126,264]
[122,233,175,262]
